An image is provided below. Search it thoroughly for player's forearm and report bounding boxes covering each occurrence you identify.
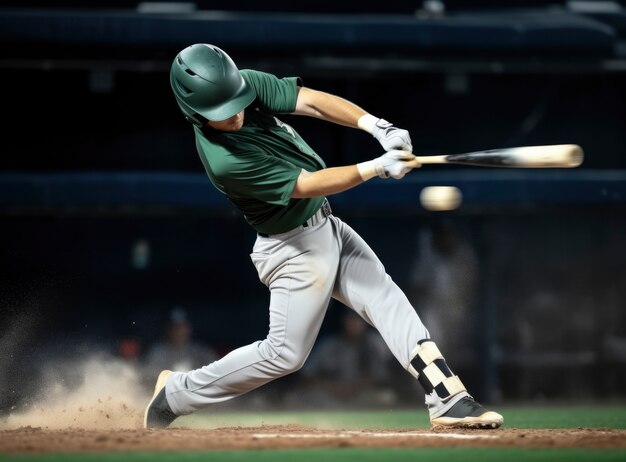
[293,87,367,129]
[291,166,365,198]
[292,151,418,198]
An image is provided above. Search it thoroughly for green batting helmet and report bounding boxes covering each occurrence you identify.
[170,44,256,125]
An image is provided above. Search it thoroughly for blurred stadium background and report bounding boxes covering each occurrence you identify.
[0,0,625,416]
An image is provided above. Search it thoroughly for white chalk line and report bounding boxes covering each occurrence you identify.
[253,431,498,440]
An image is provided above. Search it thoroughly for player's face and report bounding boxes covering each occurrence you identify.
[206,110,245,132]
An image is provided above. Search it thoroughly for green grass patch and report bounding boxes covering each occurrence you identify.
[2,448,626,462]
[176,405,626,430]
[496,406,626,429]
[177,408,431,430]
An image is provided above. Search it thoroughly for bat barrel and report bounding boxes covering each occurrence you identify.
[413,144,584,168]
[501,144,585,168]
[562,144,584,167]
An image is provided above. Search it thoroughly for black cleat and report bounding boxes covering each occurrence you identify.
[431,396,503,429]
[144,370,177,429]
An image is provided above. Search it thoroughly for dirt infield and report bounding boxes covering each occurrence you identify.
[1,425,625,453]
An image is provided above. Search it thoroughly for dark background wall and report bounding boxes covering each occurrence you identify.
[1,1,626,410]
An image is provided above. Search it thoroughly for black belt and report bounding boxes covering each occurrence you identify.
[258,199,332,238]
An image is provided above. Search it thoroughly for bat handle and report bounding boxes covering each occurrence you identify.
[407,156,448,168]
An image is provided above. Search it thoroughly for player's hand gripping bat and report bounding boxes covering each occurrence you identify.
[405,144,584,168]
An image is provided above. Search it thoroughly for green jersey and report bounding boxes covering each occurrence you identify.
[194,70,326,235]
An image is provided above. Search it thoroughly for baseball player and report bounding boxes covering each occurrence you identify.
[144,44,503,430]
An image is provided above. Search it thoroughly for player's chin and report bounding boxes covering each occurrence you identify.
[223,122,243,132]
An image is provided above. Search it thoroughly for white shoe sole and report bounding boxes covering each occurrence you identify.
[143,370,173,429]
[431,411,504,429]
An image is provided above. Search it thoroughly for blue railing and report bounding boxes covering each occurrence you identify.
[1,170,624,211]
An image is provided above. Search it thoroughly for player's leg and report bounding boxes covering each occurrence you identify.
[330,216,427,364]
[330,216,502,428]
[145,219,339,428]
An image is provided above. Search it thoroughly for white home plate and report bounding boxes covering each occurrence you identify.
[253,431,498,440]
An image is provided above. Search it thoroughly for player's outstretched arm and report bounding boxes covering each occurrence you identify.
[293,86,367,128]
[292,166,363,198]
[291,151,419,199]
[293,87,412,151]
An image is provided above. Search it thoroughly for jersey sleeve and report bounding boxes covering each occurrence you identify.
[215,151,302,206]
[241,69,302,115]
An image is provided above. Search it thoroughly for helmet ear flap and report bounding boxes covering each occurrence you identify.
[185,113,208,128]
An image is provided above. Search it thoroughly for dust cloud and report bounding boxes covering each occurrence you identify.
[2,356,148,430]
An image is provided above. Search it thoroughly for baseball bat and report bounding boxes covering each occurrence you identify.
[406,144,584,168]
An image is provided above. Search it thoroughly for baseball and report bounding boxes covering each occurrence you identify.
[419,186,462,211]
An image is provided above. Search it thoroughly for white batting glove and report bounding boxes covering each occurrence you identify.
[372,119,413,152]
[357,150,417,180]
[358,114,413,151]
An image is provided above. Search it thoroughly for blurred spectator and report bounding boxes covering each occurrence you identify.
[409,221,479,364]
[117,337,142,363]
[145,307,218,377]
[292,311,397,408]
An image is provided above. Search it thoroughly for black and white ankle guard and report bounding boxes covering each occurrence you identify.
[408,340,466,402]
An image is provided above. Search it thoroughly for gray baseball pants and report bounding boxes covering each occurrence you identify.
[166,210,433,415]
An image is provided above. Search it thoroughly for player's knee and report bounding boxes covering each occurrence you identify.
[258,338,307,373]
[278,351,307,373]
